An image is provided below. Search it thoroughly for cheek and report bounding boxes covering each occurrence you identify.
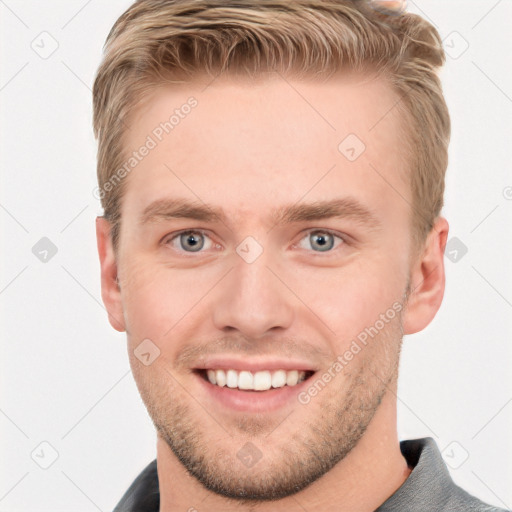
[289,257,406,341]
[120,259,218,341]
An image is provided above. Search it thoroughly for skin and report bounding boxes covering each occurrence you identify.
[97,70,449,511]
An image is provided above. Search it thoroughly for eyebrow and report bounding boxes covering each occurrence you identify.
[140,197,382,230]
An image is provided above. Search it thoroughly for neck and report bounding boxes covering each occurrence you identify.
[157,389,411,512]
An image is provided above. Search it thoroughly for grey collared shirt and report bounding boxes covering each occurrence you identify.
[114,437,509,511]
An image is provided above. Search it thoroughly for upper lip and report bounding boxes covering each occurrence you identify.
[194,357,318,373]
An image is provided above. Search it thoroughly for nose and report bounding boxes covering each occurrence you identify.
[212,247,295,339]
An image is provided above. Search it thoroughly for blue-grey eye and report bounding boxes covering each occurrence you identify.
[310,231,334,251]
[296,230,343,252]
[180,231,204,251]
[166,230,216,253]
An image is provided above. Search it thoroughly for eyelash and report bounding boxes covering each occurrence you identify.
[162,228,347,256]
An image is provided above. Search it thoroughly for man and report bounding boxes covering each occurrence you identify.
[92,0,508,510]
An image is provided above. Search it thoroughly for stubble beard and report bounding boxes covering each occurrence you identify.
[134,315,404,505]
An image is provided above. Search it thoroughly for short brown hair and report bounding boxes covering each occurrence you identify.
[92,0,450,255]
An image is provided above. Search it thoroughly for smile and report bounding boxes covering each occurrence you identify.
[202,368,314,391]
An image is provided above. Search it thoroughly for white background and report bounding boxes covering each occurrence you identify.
[1,1,511,510]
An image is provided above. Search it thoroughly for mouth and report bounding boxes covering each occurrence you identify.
[194,368,316,392]
[192,367,317,413]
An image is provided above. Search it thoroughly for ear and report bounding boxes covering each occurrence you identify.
[96,217,126,332]
[402,216,449,335]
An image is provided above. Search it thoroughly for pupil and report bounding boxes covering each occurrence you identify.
[181,232,204,251]
[312,232,333,251]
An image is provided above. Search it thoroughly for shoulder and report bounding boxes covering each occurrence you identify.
[442,483,510,512]
[377,438,510,512]
[113,459,159,512]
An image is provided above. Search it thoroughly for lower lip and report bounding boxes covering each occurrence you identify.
[194,371,314,413]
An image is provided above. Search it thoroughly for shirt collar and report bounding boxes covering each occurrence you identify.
[375,437,452,511]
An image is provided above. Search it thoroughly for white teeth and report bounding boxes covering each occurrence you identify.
[226,369,238,388]
[271,370,287,388]
[206,369,216,385]
[253,371,272,391]
[215,369,226,387]
[286,370,299,386]
[204,369,309,390]
[238,371,253,390]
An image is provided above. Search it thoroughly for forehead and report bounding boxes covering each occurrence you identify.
[120,71,410,226]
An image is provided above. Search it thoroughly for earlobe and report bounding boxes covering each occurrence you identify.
[96,216,126,332]
[402,217,449,335]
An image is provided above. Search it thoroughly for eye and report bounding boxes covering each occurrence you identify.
[164,230,215,253]
[295,229,345,253]
[162,228,346,255]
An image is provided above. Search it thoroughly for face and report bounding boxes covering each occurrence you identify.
[103,71,419,501]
